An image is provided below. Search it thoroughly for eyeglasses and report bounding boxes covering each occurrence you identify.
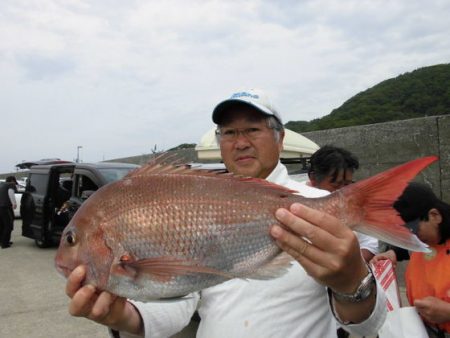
[329,180,355,189]
[405,218,420,236]
[215,127,268,142]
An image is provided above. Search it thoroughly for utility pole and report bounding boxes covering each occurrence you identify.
[76,146,83,163]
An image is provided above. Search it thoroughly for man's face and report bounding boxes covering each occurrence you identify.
[416,208,442,245]
[311,169,354,192]
[218,107,284,179]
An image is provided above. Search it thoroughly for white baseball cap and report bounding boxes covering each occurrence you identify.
[212,88,283,125]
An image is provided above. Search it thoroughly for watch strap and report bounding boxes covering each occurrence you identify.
[330,266,376,303]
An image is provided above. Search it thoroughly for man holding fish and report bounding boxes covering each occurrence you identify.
[60,89,436,337]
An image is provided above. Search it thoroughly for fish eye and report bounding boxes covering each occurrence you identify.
[65,231,76,246]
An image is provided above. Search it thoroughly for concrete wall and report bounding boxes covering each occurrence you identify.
[302,115,450,202]
[110,115,449,202]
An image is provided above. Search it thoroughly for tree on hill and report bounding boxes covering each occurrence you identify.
[286,64,450,132]
[168,143,196,151]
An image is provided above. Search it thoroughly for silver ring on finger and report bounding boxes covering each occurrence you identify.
[300,241,309,255]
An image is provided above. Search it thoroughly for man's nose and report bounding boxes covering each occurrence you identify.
[234,133,251,148]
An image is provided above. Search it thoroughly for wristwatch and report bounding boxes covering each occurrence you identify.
[330,267,376,303]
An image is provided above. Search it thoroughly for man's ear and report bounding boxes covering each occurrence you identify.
[279,129,285,146]
[428,208,442,225]
[308,172,316,185]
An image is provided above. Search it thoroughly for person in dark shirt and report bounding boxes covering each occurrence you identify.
[0,176,18,248]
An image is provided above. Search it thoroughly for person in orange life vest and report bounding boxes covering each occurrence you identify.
[372,182,450,337]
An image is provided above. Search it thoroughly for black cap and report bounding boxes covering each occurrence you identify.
[393,182,440,233]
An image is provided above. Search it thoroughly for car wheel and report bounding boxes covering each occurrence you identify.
[35,234,52,248]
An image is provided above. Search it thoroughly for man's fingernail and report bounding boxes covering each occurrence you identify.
[85,284,96,293]
[275,208,287,219]
[73,265,84,275]
[290,203,302,213]
[271,225,282,237]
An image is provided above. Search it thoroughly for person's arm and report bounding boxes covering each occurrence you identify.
[270,203,385,330]
[8,188,17,209]
[66,265,199,338]
[392,246,410,261]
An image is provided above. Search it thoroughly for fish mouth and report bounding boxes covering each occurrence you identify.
[55,264,73,278]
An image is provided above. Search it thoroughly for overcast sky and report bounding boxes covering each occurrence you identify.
[1,0,449,174]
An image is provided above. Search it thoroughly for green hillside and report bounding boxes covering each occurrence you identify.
[285,64,450,132]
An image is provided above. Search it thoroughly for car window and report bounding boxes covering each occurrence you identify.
[74,175,98,199]
[28,173,49,194]
[98,168,136,183]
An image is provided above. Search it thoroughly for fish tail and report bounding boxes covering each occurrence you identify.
[341,156,438,252]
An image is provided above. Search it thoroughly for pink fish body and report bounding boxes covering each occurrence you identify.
[55,156,437,301]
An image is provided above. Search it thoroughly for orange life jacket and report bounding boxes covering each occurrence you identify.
[405,239,450,333]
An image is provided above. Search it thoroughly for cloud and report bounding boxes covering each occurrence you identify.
[16,54,75,80]
[1,0,450,173]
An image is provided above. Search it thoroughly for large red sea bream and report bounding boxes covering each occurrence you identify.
[55,156,437,301]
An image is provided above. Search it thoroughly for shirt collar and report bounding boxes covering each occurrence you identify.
[265,161,290,186]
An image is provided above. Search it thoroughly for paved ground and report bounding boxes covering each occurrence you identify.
[0,220,409,338]
[0,220,107,338]
[0,220,198,338]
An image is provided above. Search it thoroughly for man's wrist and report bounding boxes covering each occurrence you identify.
[330,265,376,303]
[109,301,144,336]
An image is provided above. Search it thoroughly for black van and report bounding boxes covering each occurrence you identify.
[20,162,139,247]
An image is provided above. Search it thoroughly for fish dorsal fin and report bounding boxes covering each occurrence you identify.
[123,153,188,178]
[123,153,297,194]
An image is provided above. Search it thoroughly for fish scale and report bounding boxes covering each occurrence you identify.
[122,175,288,298]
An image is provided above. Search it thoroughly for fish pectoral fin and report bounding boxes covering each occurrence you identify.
[111,263,139,279]
[110,254,139,279]
[125,256,233,282]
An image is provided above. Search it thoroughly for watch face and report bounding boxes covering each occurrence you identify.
[357,274,375,301]
[359,284,372,300]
